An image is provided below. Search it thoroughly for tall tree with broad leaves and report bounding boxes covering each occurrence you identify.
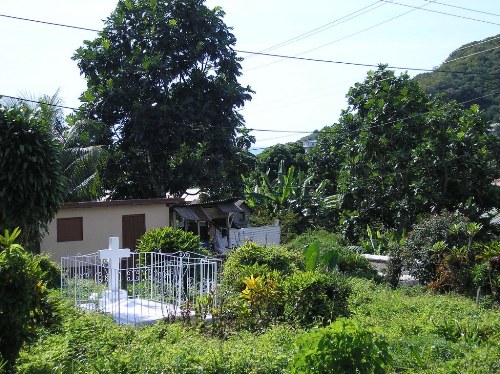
[310,66,499,240]
[73,0,254,200]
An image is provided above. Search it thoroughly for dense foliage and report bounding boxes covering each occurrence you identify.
[414,34,500,124]
[282,271,350,326]
[0,229,60,370]
[251,142,308,182]
[309,66,499,239]
[221,241,304,291]
[15,277,500,373]
[0,103,65,247]
[289,318,391,373]
[136,227,207,255]
[286,230,378,280]
[74,0,254,200]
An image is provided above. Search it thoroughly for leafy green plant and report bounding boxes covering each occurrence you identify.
[136,227,208,255]
[289,318,392,373]
[222,242,304,291]
[282,271,350,327]
[402,210,471,285]
[0,104,65,247]
[0,228,61,370]
[288,229,378,279]
[240,273,282,328]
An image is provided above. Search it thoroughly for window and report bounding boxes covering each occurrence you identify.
[57,217,83,242]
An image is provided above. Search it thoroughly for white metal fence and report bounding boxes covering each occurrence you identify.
[61,251,221,325]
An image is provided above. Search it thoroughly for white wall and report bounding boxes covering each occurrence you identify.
[229,225,281,248]
[41,204,170,261]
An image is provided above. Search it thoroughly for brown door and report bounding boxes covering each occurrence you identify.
[122,214,146,251]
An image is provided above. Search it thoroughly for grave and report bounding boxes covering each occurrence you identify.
[61,237,221,325]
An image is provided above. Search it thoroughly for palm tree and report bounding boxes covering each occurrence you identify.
[1,92,107,201]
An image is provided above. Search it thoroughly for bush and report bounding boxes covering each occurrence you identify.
[222,242,304,291]
[287,230,378,279]
[136,227,209,255]
[0,229,60,370]
[282,271,350,327]
[289,318,392,373]
[37,254,61,289]
[0,104,65,248]
[402,211,470,285]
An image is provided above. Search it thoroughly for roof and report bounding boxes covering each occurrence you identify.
[172,198,246,221]
[61,198,183,209]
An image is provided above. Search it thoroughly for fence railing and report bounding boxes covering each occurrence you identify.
[61,251,222,325]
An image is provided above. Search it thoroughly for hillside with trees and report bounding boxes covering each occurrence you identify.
[413,34,500,124]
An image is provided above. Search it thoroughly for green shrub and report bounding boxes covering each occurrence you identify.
[0,229,60,370]
[286,230,378,279]
[402,210,470,285]
[37,254,61,289]
[136,227,208,255]
[222,242,304,291]
[282,271,350,327]
[289,318,392,373]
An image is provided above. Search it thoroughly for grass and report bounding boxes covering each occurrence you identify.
[16,279,500,373]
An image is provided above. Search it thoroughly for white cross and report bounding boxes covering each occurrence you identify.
[99,237,130,292]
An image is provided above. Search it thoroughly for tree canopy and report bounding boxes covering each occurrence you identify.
[73,0,253,199]
[413,34,500,125]
[310,66,499,239]
[253,142,308,182]
[0,103,65,247]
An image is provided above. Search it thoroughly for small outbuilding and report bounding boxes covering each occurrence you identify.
[40,198,182,261]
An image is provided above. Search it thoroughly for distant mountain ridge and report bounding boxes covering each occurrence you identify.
[413,34,500,124]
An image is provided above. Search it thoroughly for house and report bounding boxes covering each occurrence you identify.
[171,198,279,252]
[40,198,182,261]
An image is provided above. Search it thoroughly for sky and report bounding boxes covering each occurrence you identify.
[1,0,499,150]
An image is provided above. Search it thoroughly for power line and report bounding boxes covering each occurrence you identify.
[236,50,500,76]
[423,0,500,18]
[255,1,386,54]
[0,13,99,32]
[245,1,431,71]
[2,12,498,77]
[250,89,500,150]
[291,1,431,60]
[4,88,499,138]
[0,94,78,111]
[381,0,500,25]
[445,45,500,64]
[457,35,500,51]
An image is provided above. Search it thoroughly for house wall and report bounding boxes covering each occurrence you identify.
[41,203,171,261]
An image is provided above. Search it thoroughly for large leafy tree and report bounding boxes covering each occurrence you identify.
[310,66,499,239]
[0,103,65,247]
[73,0,253,199]
[253,142,309,181]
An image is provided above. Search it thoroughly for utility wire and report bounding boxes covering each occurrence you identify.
[246,1,430,71]
[1,12,498,77]
[423,0,500,18]
[457,35,500,51]
[445,45,500,64]
[255,1,386,54]
[381,0,500,25]
[3,88,499,138]
[236,50,500,76]
[0,13,99,32]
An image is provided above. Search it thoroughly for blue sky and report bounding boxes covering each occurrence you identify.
[1,0,498,150]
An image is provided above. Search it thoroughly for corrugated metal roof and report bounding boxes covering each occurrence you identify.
[174,206,210,221]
